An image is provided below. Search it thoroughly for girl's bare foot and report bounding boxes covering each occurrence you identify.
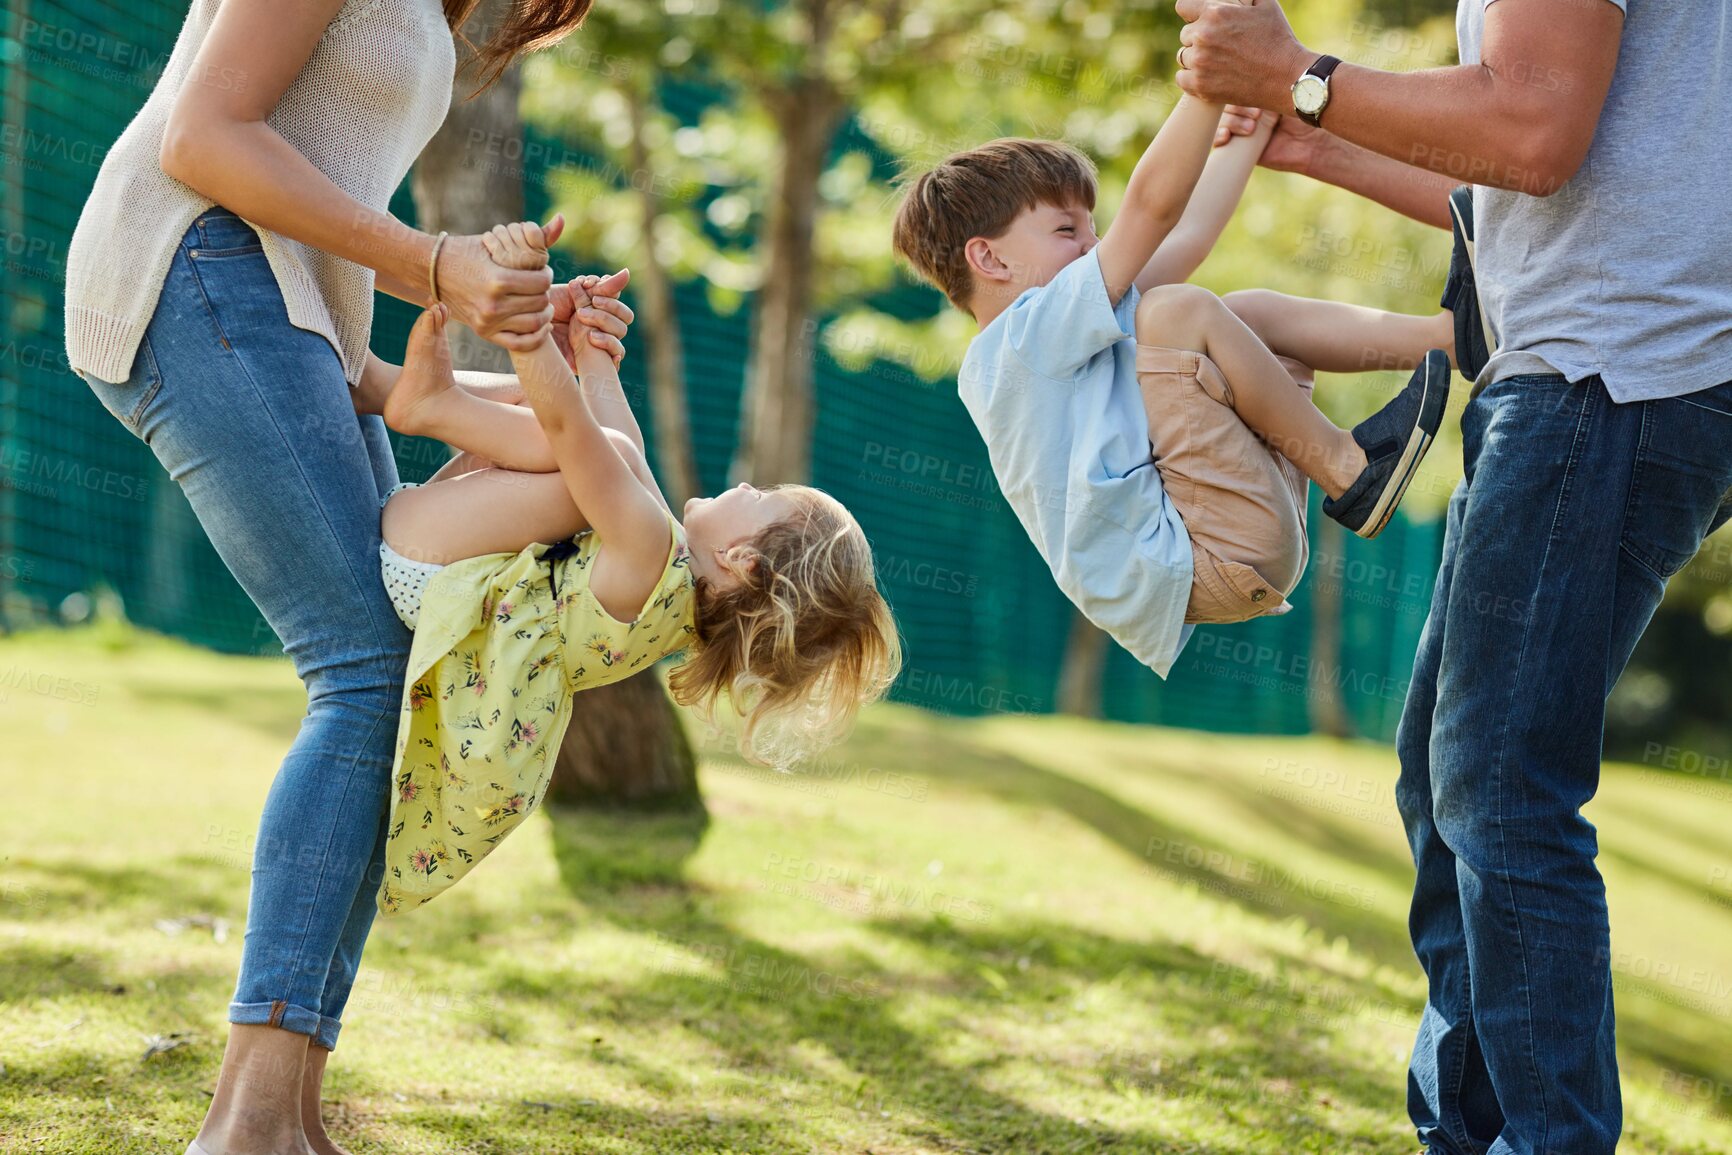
[349,361,394,419]
[381,303,458,437]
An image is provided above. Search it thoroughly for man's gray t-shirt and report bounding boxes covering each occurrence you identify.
[1456,0,1732,402]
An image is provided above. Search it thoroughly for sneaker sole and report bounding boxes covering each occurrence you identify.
[1356,355,1449,540]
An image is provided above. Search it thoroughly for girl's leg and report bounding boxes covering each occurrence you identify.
[81,211,412,1153]
[382,305,560,473]
[1134,284,1366,499]
[1223,288,1456,373]
[384,467,592,565]
[382,435,659,567]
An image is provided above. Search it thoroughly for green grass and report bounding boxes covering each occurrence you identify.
[3,622,1731,1154]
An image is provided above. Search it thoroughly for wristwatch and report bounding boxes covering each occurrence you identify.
[1291,54,1343,128]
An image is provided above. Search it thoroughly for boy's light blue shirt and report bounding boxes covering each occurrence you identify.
[957,248,1194,678]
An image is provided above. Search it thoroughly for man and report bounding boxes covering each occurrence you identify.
[1173,2,1732,1153]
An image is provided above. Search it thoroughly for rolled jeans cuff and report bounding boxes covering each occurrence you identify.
[229,998,340,1049]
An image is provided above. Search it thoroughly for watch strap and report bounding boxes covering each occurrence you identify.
[1296,54,1343,127]
[1308,54,1343,86]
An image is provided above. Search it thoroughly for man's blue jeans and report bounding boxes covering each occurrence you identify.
[1396,371,1732,1155]
[77,206,413,1050]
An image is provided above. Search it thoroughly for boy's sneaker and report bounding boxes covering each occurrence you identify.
[1323,348,1451,540]
[1440,185,1495,380]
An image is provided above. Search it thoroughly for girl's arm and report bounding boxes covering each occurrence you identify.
[566,271,647,456]
[1134,111,1276,291]
[486,223,669,620]
[510,332,672,620]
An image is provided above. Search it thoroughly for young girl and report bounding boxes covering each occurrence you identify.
[361,221,901,915]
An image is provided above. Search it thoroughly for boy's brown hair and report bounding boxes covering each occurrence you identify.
[891,138,1098,314]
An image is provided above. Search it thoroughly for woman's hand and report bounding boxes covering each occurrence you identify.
[433,213,566,353]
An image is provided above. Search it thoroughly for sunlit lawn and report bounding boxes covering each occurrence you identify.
[3,622,1730,1153]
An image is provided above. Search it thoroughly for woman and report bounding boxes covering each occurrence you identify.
[62,2,611,1152]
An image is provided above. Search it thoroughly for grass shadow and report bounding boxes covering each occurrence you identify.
[807,714,1420,969]
[534,805,1411,1154]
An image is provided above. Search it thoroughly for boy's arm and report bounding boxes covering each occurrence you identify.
[1134,111,1276,290]
[1093,94,1226,304]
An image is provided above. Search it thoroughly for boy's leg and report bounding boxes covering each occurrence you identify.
[1223,288,1456,373]
[1135,292,1317,624]
[1135,284,1365,498]
[384,305,560,474]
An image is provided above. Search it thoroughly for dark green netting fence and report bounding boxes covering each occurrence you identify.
[1,0,1442,741]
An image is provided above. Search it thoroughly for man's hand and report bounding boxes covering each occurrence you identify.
[1176,0,1313,111]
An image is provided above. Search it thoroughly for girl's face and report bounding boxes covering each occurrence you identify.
[683,483,797,589]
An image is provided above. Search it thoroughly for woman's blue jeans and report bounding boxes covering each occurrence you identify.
[1395,371,1732,1155]
[77,206,411,1051]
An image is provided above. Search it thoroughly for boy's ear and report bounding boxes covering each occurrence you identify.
[964,236,1013,285]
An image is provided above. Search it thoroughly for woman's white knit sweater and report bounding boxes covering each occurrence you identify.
[64,0,456,387]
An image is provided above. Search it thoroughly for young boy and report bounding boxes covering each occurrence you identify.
[891,94,1451,678]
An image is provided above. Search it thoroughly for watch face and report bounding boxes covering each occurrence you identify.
[1293,74,1327,115]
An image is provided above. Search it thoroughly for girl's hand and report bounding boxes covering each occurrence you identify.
[553,270,633,370]
[435,213,565,353]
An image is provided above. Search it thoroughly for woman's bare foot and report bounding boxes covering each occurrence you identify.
[192,1023,316,1155]
[381,303,459,437]
[300,1045,351,1155]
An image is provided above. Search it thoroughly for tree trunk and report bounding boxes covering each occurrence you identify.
[545,672,703,810]
[625,84,701,507]
[1308,516,1354,738]
[1057,607,1109,718]
[730,84,844,486]
[409,1,699,807]
[408,0,521,375]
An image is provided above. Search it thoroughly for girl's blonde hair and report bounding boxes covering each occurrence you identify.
[667,485,901,769]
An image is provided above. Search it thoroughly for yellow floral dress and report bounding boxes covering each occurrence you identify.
[377,509,696,916]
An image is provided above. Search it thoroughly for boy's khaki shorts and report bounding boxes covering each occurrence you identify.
[1136,345,1313,625]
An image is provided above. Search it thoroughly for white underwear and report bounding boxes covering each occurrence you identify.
[379,482,443,630]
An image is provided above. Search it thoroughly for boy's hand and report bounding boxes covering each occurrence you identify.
[1212,104,1277,147]
[1213,105,1325,174]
